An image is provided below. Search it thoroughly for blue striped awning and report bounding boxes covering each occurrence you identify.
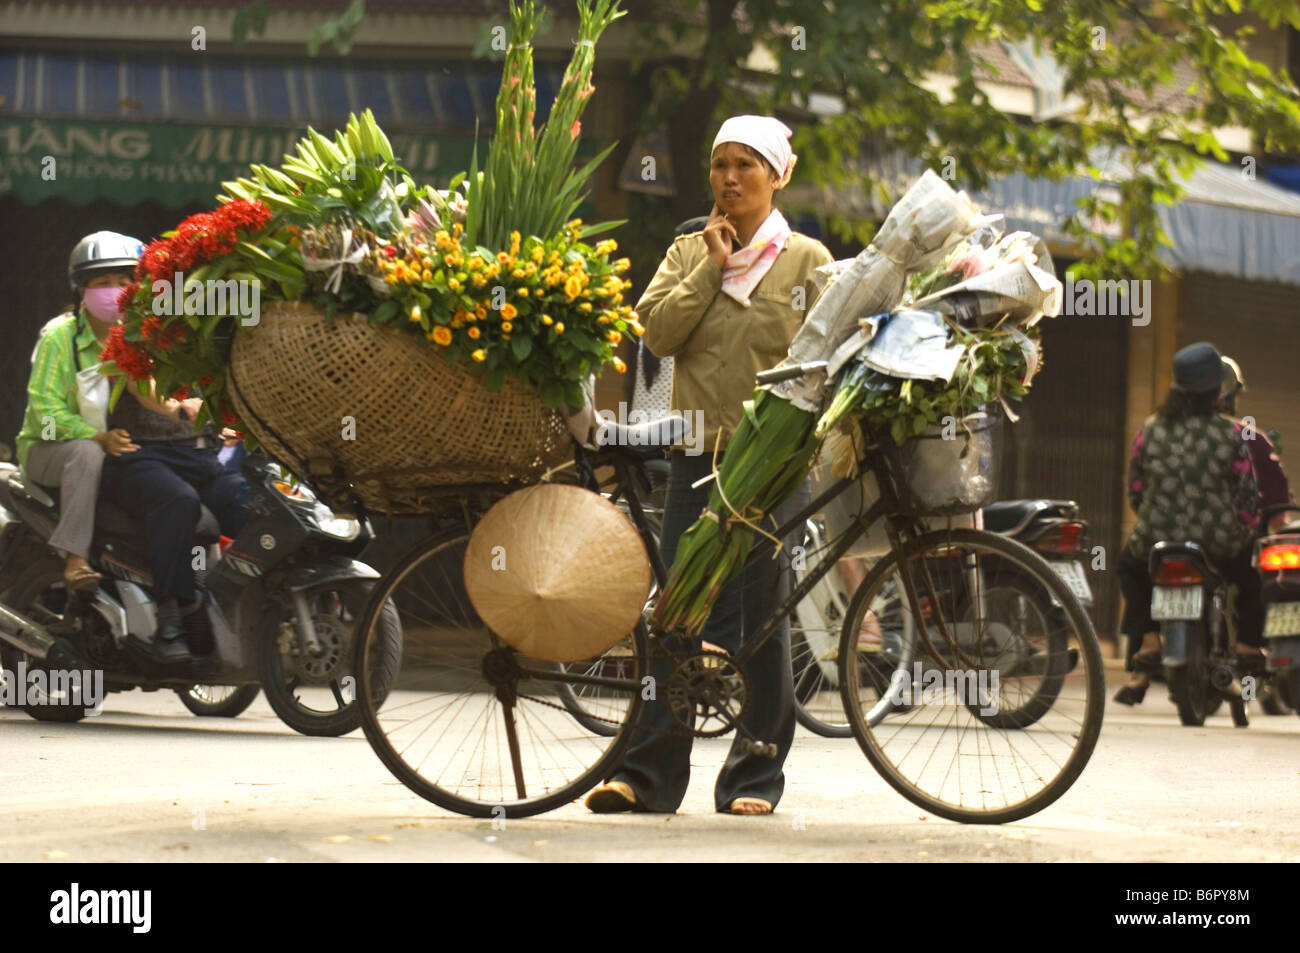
[0,48,564,131]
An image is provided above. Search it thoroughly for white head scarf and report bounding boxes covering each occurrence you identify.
[711,115,797,187]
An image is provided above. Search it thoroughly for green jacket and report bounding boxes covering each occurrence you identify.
[15,311,104,469]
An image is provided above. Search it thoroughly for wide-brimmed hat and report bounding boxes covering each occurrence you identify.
[463,484,651,663]
[1172,341,1225,393]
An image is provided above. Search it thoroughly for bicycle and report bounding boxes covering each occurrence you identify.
[351,384,1105,824]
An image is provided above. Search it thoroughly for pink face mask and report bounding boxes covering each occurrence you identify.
[82,286,124,323]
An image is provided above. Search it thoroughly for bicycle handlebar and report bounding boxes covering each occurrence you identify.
[755,360,827,385]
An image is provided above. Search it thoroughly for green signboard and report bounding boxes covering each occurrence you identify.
[0,117,479,208]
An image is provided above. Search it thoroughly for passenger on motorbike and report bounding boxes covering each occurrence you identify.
[99,385,248,666]
[14,232,144,594]
[1218,356,1292,531]
[1114,342,1263,705]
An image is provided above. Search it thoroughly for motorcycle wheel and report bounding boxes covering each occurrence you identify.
[258,579,402,737]
[1165,624,1211,727]
[177,684,260,717]
[0,558,90,723]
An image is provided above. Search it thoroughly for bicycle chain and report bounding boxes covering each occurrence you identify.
[517,692,627,727]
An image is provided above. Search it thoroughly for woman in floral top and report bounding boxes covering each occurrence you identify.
[1115,341,1262,704]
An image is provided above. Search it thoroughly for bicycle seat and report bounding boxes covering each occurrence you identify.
[596,415,689,456]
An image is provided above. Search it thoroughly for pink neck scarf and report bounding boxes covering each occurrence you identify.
[720,208,791,307]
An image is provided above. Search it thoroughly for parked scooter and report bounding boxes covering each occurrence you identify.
[1258,503,1300,718]
[0,455,401,735]
[792,497,1093,737]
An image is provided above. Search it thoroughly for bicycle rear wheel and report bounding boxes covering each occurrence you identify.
[839,527,1104,824]
[353,526,648,818]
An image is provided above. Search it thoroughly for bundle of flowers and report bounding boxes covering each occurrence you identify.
[815,224,1055,444]
[103,0,634,431]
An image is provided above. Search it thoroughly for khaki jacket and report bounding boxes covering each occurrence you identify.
[638,230,833,451]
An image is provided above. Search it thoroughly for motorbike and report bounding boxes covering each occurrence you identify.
[1258,503,1300,718]
[0,454,401,735]
[1147,538,1253,728]
[791,497,1093,737]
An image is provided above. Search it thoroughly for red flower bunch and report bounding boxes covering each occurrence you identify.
[140,315,188,352]
[116,280,141,315]
[101,325,154,380]
[135,200,272,283]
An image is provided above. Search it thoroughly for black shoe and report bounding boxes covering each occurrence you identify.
[123,598,195,666]
[123,633,194,666]
[1113,683,1148,706]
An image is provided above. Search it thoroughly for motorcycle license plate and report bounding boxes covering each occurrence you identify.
[1151,586,1202,621]
[1050,561,1093,605]
[1264,602,1300,637]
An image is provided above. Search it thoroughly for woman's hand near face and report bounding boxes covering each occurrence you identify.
[94,429,139,456]
[702,204,739,269]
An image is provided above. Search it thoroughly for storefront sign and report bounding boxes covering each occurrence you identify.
[0,117,476,207]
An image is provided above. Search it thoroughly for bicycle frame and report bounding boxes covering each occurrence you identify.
[526,443,980,695]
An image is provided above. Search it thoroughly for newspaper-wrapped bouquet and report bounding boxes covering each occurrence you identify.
[816,219,1062,444]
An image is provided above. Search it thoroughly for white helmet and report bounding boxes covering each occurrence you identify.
[67,230,143,292]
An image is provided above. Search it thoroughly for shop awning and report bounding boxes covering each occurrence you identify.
[0,49,567,207]
[786,149,1300,287]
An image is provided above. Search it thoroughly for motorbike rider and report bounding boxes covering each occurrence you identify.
[1219,356,1292,531]
[1114,342,1263,705]
[14,232,145,593]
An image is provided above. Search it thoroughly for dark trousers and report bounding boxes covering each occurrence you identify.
[1118,543,1264,669]
[100,443,247,601]
[612,451,810,813]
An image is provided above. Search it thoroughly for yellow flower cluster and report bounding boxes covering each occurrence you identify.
[370,220,642,392]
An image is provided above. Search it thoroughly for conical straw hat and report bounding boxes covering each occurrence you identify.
[463,484,651,663]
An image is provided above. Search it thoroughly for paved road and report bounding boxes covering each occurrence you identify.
[2,676,1298,862]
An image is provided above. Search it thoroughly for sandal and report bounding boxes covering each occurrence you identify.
[585,781,639,813]
[728,797,773,815]
[63,565,102,592]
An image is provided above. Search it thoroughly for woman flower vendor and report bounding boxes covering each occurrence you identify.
[586,115,833,816]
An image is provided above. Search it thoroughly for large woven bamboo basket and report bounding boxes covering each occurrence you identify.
[227,301,573,514]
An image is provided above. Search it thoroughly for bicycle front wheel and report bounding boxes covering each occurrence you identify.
[839,528,1104,824]
[353,526,648,818]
